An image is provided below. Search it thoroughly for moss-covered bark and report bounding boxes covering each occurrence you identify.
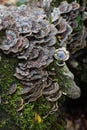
[0,52,65,130]
[0,0,87,130]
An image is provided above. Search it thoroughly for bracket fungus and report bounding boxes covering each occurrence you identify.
[67,26,87,54]
[7,83,17,95]
[54,47,69,66]
[54,47,69,61]
[51,1,81,44]
[0,1,83,114]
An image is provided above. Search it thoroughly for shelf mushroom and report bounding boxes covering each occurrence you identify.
[54,47,69,66]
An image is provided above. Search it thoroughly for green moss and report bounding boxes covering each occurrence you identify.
[0,52,65,130]
[74,14,83,32]
[0,61,64,129]
[0,96,61,130]
[57,68,73,91]
[16,0,28,6]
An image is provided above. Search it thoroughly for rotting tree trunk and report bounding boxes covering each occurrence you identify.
[0,0,87,130]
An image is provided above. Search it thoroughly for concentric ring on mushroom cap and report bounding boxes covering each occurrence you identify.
[43,82,59,95]
[54,47,69,61]
[0,30,18,51]
[57,23,72,43]
[46,90,62,102]
[7,83,17,95]
[51,7,60,22]
[56,18,67,34]
[71,2,80,10]
[58,1,72,14]
[16,19,32,34]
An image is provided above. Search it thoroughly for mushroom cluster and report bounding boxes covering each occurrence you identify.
[51,1,80,43]
[58,1,80,20]
[0,1,82,113]
[67,26,87,54]
[0,4,62,109]
[66,4,87,54]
